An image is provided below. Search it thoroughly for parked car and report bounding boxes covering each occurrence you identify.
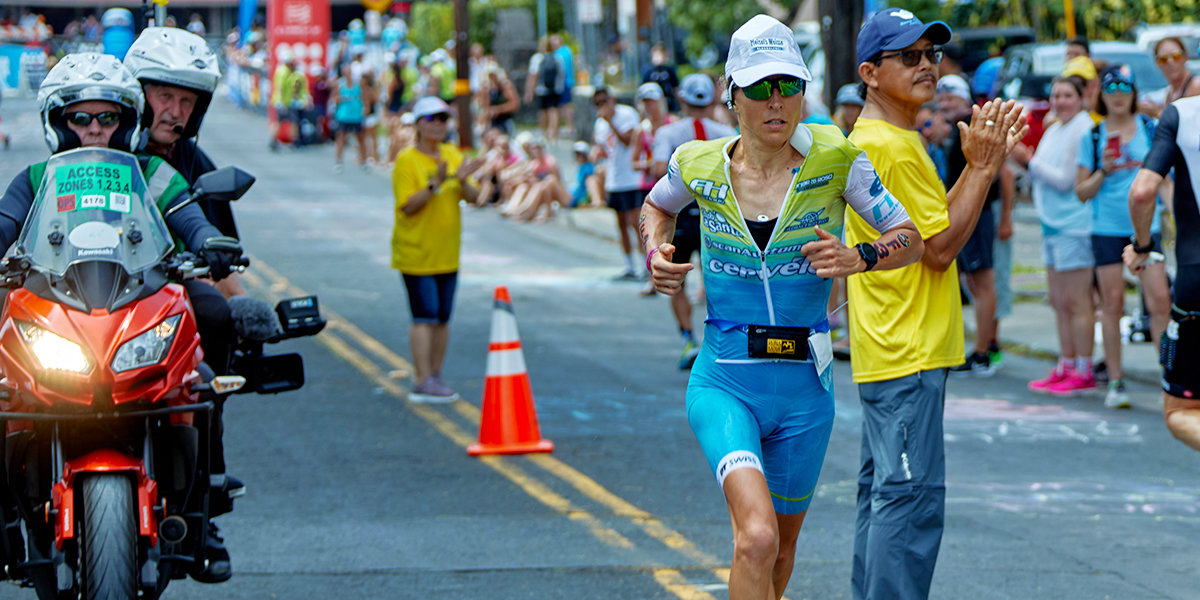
[951,25,1036,75]
[998,41,1168,148]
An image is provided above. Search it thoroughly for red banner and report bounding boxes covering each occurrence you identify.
[266,0,330,121]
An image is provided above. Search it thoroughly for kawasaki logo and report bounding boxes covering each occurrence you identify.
[701,208,744,238]
[689,178,729,204]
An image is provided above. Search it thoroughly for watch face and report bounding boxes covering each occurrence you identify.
[860,243,878,262]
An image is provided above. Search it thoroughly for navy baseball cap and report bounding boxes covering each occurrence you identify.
[857,7,952,64]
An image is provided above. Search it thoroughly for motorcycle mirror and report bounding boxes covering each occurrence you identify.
[191,166,256,203]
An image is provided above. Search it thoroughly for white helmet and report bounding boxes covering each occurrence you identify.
[38,52,143,153]
[124,27,220,138]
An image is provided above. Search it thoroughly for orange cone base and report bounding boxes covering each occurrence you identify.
[467,374,553,456]
[467,438,555,456]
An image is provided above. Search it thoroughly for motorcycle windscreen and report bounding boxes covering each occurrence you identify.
[16,148,173,279]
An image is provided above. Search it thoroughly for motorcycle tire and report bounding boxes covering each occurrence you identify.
[79,475,137,600]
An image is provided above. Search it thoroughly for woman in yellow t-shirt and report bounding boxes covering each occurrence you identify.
[391,97,483,402]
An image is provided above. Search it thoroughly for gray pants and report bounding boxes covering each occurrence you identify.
[852,369,947,600]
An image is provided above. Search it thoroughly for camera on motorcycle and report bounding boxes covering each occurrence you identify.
[275,296,326,340]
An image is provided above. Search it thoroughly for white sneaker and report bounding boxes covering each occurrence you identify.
[1104,381,1131,409]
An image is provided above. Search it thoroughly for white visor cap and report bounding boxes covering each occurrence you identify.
[724,14,811,88]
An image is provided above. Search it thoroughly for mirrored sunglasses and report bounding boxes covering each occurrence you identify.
[1102,81,1133,94]
[65,111,121,127]
[740,76,806,101]
[1156,51,1185,65]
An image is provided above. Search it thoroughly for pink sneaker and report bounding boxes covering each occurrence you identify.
[1046,371,1097,396]
[1029,366,1069,392]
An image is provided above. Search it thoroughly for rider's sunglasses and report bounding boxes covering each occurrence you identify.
[422,113,450,122]
[1156,50,1185,65]
[64,111,121,127]
[1103,81,1133,94]
[739,76,806,101]
[876,47,943,67]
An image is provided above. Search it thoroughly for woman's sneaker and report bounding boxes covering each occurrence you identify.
[409,377,459,403]
[1029,366,1069,392]
[1104,380,1131,409]
[1046,370,1097,396]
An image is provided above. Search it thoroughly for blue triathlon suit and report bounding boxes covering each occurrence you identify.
[647,125,912,513]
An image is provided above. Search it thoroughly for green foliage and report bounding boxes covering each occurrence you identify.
[667,0,763,59]
[410,2,455,54]
[468,0,565,53]
[915,0,1200,42]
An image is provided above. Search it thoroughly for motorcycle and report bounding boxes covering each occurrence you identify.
[0,147,323,599]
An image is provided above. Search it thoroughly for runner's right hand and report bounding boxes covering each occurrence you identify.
[649,243,692,295]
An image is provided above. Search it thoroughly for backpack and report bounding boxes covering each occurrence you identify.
[539,53,560,94]
[1090,113,1156,172]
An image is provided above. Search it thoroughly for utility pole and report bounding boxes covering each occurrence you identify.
[819,0,863,112]
[454,0,473,149]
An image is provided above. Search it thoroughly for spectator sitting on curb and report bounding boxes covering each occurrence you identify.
[570,141,603,208]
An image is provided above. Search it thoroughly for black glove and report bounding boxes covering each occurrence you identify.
[198,236,243,281]
[227,296,284,341]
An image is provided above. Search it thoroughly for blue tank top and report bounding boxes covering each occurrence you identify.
[334,79,363,124]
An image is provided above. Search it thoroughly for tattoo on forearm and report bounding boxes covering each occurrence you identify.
[896,233,911,248]
[873,242,890,259]
[638,213,649,248]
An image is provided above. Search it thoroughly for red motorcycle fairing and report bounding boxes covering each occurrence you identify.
[50,449,159,549]
[0,283,202,419]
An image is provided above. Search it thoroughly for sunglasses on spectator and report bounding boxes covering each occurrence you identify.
[1157,51,1185,64]
[739,76,806,101]
[422,113,450,122]
[1102,81,1133,94]
[65,111,121,127]
[876,47,943,67]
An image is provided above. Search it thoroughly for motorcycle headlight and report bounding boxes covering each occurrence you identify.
[111,315,182,373]
[16,321,92,374]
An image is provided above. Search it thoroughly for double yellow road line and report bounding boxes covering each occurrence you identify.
[242,258,738,599]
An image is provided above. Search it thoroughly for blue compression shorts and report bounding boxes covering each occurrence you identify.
[686,343,835,515]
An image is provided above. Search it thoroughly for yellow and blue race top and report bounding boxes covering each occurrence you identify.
[647,123,911,361]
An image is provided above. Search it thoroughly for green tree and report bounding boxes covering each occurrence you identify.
[410,2,455,54]
[667,0,763,59]
[468,0,565,54]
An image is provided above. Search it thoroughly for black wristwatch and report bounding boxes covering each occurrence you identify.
[1130,236,1154,255]
[856,242,879,272]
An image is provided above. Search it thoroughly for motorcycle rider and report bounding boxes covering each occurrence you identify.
[0,52,243,583]
[124,27,283,583]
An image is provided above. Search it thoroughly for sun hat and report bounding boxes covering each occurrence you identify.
[572,141,590,154]
[412,96,451,120]
[936,74,971,101]
[636,82,664,101]
[1062,56,1098,80]
[835,83,864,107]
[724,14,811,88]
[679,73,715,106]
[856,7,951,64]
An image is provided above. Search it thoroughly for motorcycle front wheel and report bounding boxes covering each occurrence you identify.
[79,474,137,600]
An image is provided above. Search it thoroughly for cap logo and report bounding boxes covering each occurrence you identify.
[749,37,788,53]
[893,9,915,19]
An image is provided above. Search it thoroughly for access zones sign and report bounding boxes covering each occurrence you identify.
[54,162,133,214]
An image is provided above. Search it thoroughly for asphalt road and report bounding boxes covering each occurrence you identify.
[0,95,1196,600]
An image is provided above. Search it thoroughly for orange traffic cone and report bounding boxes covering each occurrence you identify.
[468,286,554,456]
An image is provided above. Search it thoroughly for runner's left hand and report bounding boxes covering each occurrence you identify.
[801,226,862,278]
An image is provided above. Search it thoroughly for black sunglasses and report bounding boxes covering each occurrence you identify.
[65,111,122,127]
[876,47,943,67]
[422,113,450,122]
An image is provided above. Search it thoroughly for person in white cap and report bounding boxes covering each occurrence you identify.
[391,96,484,402]
[593,85,647,280]
[642,14,924,599]
[647,73,736,369]
[847,8,1025,599]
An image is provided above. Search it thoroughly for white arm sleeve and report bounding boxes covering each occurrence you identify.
[645,153,695,215]
[843,153,912,233]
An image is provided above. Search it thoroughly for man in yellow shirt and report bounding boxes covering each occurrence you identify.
[268,47,310,150]
[846,8,1026,599]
